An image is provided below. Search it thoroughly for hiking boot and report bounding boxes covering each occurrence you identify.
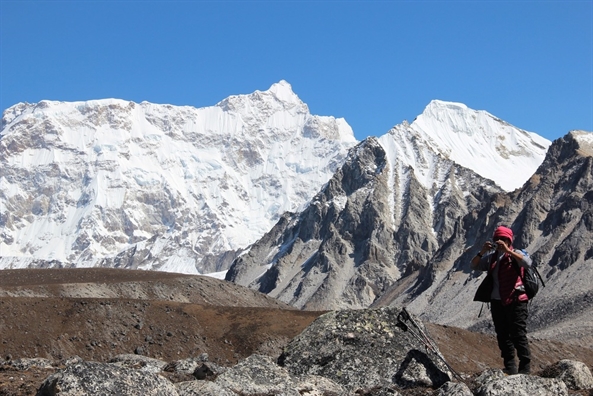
[518,362,531,375]
[503,358,518,375]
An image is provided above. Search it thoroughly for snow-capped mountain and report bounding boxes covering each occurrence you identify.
[1,81,551,277]
[226,103,551,309]
[387,100,550,191]
[0,81,356,273]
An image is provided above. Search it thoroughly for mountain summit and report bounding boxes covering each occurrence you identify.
[403,100,550,191]
[0,82,355,273]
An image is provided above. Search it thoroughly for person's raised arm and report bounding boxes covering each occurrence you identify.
[471,241,493,270]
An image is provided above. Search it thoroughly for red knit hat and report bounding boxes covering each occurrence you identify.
[493,226,513,242]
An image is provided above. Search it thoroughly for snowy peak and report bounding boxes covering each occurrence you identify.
[386,100,551,191]
[571,130,593,156]
[268,80,301,103]
[0,82,357,273]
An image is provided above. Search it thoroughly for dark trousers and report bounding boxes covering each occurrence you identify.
[490,300,531,371]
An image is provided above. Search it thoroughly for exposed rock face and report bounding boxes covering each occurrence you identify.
[437,381,473,396]
[27,312,593,395]
[175,380,234,396]
[227,137,500,310]
[108,354,169,374]
[279,307,452,391]
[387,131,593,346]
[34,354,346,396]
[30,334,593,396]
[227,130,593,345]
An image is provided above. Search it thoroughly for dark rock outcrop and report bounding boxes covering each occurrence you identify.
[279,307,452,391]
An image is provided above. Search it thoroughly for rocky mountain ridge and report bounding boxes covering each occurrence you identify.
[386,130,593,346]
[226,130,592,346]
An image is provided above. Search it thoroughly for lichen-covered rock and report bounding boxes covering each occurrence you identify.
[175,380,235,396]
[213,354,345,396]
[542,359,593,390]
[163,353,210,375]
[108,354,168,374]
[8,357,54,370]
[214,354,299,395]
[36,361,178,396]
[476,374,568,396]
[437,381,473,396]
[60,356,83,366]
[279,307,451,391]
[294,374,347,395]
[473,368,506,390]
[192,362,226,380]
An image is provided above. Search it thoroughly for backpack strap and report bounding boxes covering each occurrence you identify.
[511,253,546,287]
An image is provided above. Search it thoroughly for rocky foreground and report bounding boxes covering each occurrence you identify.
[2,307,593,395]
[1,269,593,395]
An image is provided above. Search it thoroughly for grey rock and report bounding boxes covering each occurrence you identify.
[544,359,593,390]
[193,362,226,380]
[473,368,506,390]
[8,357,54,370]
[437,381,473,396]
[175,380,235,396]
[108,353,168,374]
[60,356,83,366]
[279,307,451,391]
[294,375,347,395]
[214,354,345,396]
[350,386,402,395]
[36,361,179,396]
[214,354,299,395]
[476,374,568,396]
[163,353,210,375]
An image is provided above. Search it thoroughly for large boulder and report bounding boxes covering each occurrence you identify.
[476,374,568,396]
[36,361,179,396]
[437,381,473,396]
[279,307,452,391]
[542,359,593,390]
[213,354,345,395]
[175,380,235,396]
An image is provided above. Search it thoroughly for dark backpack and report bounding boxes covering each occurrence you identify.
[513,250,545,299]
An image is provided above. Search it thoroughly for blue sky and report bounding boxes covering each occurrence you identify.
[1,1,591,142]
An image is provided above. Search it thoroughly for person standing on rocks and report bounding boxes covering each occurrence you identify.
[471,225,532,375]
